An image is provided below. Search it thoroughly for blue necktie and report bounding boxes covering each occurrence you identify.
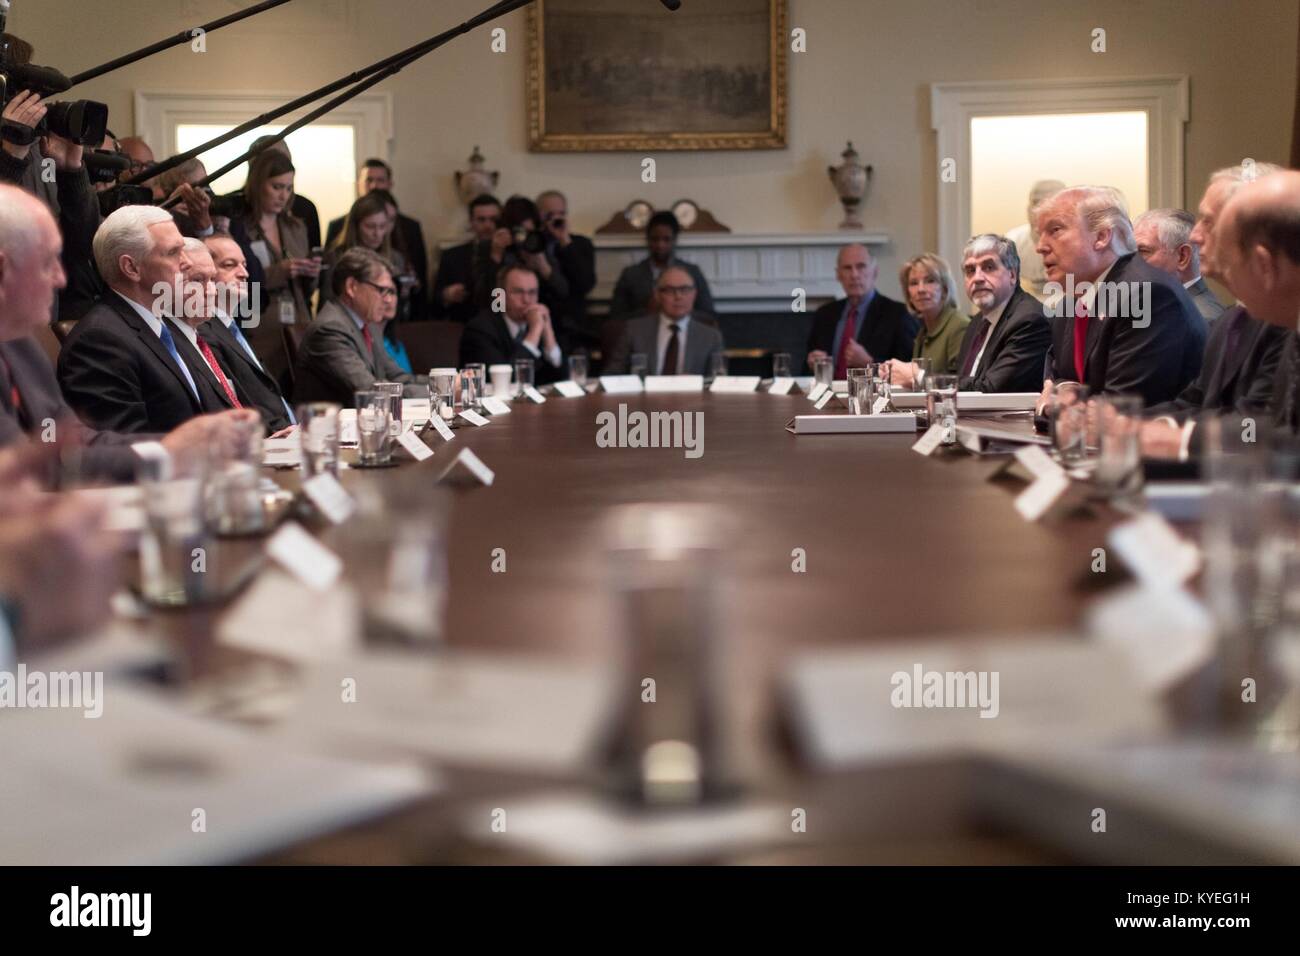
[225,317,295,424]
[158,320,201,403]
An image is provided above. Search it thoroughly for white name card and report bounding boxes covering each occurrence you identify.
[301,472,356,525]
[337,409,358,446]
[813,390,837,410]
[1108,512,1202,588]
[600,375,644,395]
[402,399,431,424]
[871,396,890,415]
[912,424,946,456]
[1014,471,1074,522]
[709,376,761,393]
[768,377,797,395]
[429,416,455,441]
[458,409,489,427]
[807,382,828,402]
[1013,445,1064,481]
[266,522,343,591]
[481,396,513,416]
[437,448,495,487]
[553,380,586,398]
[644,374,704,393]
[395,430,434,462]
[522,385,547,403]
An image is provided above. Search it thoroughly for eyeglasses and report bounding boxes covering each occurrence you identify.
[658,285,696,296]
[362,280,398,299]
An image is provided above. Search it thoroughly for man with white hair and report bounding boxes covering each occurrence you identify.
[1036,185,1206,408]
[1134,208,1226,322]
[1140,164,1287,459]
[1216,170,1300,432]
[1005,179,1066,299]
[58,204,249,433]
[0,185,255,481]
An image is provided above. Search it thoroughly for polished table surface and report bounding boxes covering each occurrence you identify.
[152,390,1134,863]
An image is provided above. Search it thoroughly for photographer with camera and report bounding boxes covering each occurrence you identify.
[536,189,597,352]
[472,194,569,323]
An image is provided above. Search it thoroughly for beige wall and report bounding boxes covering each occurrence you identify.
[12,0,1297,298]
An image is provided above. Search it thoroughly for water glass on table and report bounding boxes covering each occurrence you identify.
[847,367,872,415]
[1049,382,1092,465]
[355,389,394,467]
[771,352,792,380]
[630,352,649,380]
[926,374,959,445]
[137,453,213,607]
[813,357,834,393]
[1094,394,1143,499]
[568,354,589,388]
[298,402,341,479]
[462,363,486,411]
[514,358,535,399]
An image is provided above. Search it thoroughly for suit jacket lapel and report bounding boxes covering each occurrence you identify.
[332,304,378,377]
[170,320,233,409]
[1219,307,1254,390]
[111,297,200,408]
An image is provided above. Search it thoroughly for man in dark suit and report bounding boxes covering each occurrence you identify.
[326,159,430,321]
[0,185,253,482]
[59,205,237,434]
[609,210,716,322]
[806,244,918,375]
[1134,208,1227,323]
[460,264,567,385]
[606,265,724,377]
[1037,186,1206,409]
[432,195,501,323]
[888,234,1050,393]
[294,248,427,405]
[537,190,598,352]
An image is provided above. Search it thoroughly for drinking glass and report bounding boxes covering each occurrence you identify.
[568,354,589,387]
[1048,383,1091,465]
[373,381,404,437]
[771,352,792,380]
[429,368,458,423]
[463,363,486,411]
[355,389,394,466]
[138,453,213,607]
[926,374,959,445]
[630,352,649,379]
[514,357,535,399]
[204,415,266,536]
[710,351,728,381]
[869,362,893,410]
[847,367,872,415]
[912,357,932,393]
[1094,394,1143,500]
[298,402,341,479]
[813,357,833,392]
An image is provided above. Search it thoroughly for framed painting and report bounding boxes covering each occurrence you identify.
[527,0,788,152]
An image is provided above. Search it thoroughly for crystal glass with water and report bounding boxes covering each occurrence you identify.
[429,368,457,423]
[514,357,535,399]
[298,402,341,478]
[355,389,393,466]
[138,454,213,606]
[1049,383,1091,464]
[568,354,589,387]
[926,374,959,444]
[771,352,792,380]
[373,381,404,438]
[813,357,833,392]
[1094,394,1143,499]
[847,367,872,414]
[630,352,649,379]
[462,363,486,412]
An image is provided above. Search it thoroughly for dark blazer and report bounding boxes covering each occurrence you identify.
[955,286,1052,393]
[327,212,430,322]
[57,294,225,434]
[610,258,716,322]
[202,316,293,432]
[164,319,247,417]
[221,190,321,253]
[606,314,725,378]
[293,301,426,405]
[551,234,598,347]
[806,292,918,370]
[430,241,478,323]
[459,310,567,385]
[1186,276,1227,324]
[1044,252,1207,406]
[0,337,143,484]
[1147,306,1287,423]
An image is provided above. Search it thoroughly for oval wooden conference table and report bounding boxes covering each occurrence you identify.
[158,389,1129,864]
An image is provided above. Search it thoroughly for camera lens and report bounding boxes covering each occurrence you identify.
[44,100,110,147]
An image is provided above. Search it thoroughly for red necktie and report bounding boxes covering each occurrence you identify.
[197,337,242,409]
[363,324,374,354]
[835,298,862,379]
[0,350,20,415]
[1072,298,1090,383]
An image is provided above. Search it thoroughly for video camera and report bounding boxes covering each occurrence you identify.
[511,225,548,257]
[0,24,109,147]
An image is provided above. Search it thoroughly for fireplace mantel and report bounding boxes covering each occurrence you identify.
[435,231,892,315]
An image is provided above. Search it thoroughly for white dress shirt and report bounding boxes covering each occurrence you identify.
[968,294,1012,378]
[656,314,691,375]
[504,315,562,367]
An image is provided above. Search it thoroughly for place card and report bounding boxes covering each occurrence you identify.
[1014,444,1063,481]
[709,376,761,393]
[1086,583,1215,694]
[129,441,171,478]
[599,375,644,395]
[553,380,586,398]
[1014,471,1075,522]
[401,398,431,424]
[481,396,512,416]
[458,409,489,427]
[301,473,356,525]
[437,448,495,487]
[767,377,797,395]
[1107,512,1202,588]
[522,385,547,403]
[266,522,343,591]
[395,430,434,462]
[337,409,358,446]
[871,396,890,414]
[807,382,828,401]
[644,374,704,393]
[428,416,456,441]
[912,424,946,456]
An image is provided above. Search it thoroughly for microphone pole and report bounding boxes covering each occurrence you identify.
[68,0,296,87]
[128,0,531,187]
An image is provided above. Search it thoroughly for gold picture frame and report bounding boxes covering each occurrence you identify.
[527,0,788,152]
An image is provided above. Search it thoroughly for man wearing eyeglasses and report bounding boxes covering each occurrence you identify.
[608,265,725,377]
[293,247,427,405]
[460,263,566,384]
